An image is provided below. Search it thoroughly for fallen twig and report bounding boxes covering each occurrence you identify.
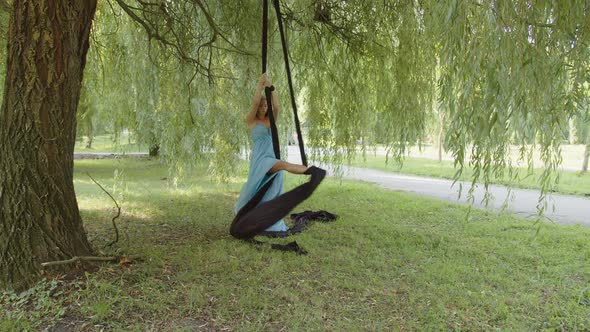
[41,255,141,267]
[86,172,120,246]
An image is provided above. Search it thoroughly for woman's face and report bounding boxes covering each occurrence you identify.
[257,98,268,117]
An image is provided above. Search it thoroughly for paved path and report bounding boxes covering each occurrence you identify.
[329,166,589,225]
[284,147,590,226]
[74,150,590,226]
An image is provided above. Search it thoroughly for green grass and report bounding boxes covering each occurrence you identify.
[351,155,590,196]
[1,158,589,330]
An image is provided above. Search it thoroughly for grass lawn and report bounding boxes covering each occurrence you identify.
[351,155,590,197]
[1,158,589,330]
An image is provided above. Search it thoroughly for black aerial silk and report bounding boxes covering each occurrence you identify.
[230,166,326,239]
[258,210,338,238]
[229,0,332,243]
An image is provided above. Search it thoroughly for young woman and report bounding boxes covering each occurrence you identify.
[234,73,309,233]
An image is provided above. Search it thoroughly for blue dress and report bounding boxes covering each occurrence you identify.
[234,123,289,232]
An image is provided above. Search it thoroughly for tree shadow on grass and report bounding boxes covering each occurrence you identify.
[80,189,238,252]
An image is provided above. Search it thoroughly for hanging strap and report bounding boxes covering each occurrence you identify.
[262,0,280,159]
[265,87,281,159]
[273,0,307,166]
[233,0,280,240]
[262,0,269,73]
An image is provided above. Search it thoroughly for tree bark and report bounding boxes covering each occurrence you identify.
[569,116,578,144]
[437,112,445,162]
[149,144,160,157]
[0,0,97,290]
[86,118,94,149]
[582,124,590,174]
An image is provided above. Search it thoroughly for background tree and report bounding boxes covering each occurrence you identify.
[579,84,590,174]
[582,122,590,174]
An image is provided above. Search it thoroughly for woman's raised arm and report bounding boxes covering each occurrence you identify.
[245,74,268,125]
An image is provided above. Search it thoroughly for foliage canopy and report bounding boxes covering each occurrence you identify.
[4,1,590,196]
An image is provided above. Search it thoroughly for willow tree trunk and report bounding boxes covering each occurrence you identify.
[569,117,578,144]
[582,125,590,174]
[0,0,97,290]
[437,112,445,162]
[86,119,94,149]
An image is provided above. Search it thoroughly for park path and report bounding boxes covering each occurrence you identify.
[73,150,590,226]
[284,147,590,226]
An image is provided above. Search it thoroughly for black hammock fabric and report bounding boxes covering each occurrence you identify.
[258,210,338,238]
[230,166,326,239]
[232,200,337,256]
[248,239,309,255]
[245,210,338,255]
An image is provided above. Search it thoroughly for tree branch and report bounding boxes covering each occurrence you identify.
[86,172,120,247]
[114,0,210,78]
[41,255,141,267]
[114,0,253,82]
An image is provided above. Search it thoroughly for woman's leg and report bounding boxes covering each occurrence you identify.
[270,160,308,174]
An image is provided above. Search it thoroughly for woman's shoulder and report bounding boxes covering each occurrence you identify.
[247,120,263,130]
[251,120,270,130]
